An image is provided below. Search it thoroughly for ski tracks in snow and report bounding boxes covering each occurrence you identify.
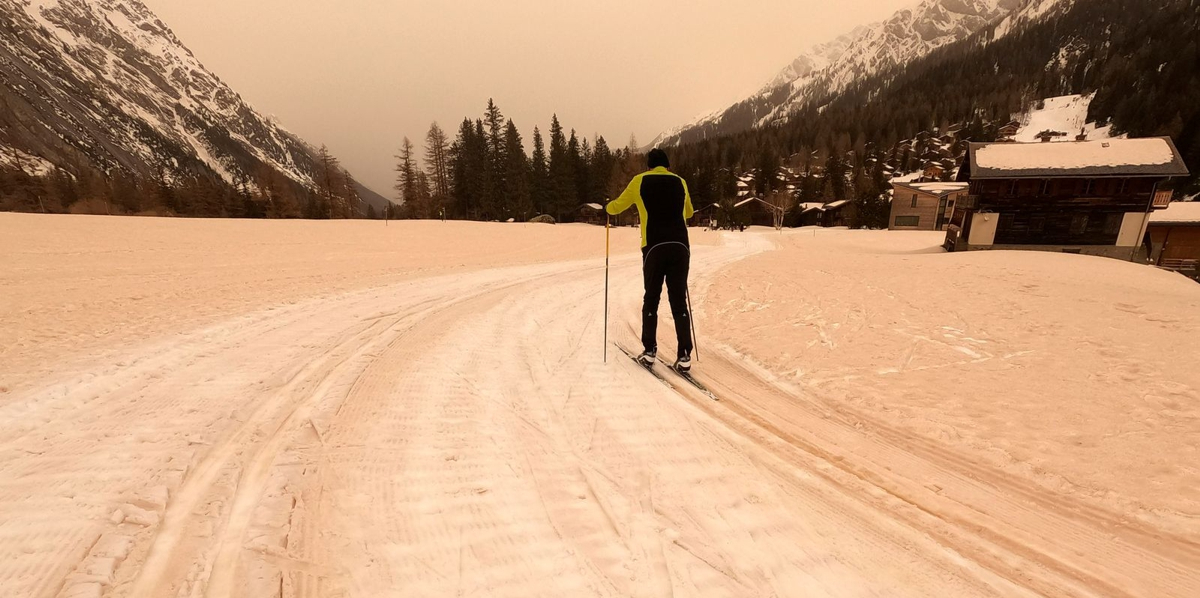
[2,231,1195,597]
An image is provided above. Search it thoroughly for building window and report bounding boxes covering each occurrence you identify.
[1070,214,1090,235]
[911,194,918,208]
[1103,213,1124,235]
[895,215,920,227]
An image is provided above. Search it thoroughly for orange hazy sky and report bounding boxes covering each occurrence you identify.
[140,0,913,194]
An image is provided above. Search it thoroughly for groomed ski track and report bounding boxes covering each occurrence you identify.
[2,231,1197,598]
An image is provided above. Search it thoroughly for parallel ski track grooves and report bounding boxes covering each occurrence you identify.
[129,265,579,598]
[674,346,1199,598]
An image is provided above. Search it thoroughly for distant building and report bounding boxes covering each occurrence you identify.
[1036,130,1069,143]
[819,200,855,228]
[889,182,969,231]
[946,137,1190,260]
[998,120,1022,139]
[1147,202,1200,279]
[923,163,946,180]
[793,202,825,227]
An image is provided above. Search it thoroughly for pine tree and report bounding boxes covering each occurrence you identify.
[501,120,532,221]
[757,145,779,195]
[449,118,475,218]
[316,145,342,219]
[589,136,615,204]
[570,131,589,217]
[471,119,492,219]
[548,115,574,222]
[395,137,418,214]
[341,168,362,218]
[824,152,848,202]
[413,171,433,218]
[424,122,451,209]
[530,126,550,216]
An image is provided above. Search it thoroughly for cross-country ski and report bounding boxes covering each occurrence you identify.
[658,357,719,401]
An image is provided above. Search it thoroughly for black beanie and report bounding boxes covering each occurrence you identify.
[647,148,670,169]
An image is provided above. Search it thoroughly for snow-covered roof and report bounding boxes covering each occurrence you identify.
[823,200,850,210]
[967,137,1189,179]
[893,182,968,197]
[735,197,757,208]
[1150,202,1200,226]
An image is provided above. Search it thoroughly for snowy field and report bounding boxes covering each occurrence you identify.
[1,214,1198,597]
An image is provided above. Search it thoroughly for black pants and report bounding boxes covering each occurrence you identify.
[642,242,693,358]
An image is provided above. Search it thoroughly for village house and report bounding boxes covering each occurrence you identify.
[1146,201,1200,279]
[819,200,855,228]
[946,137,1190,260]
[998,120,1022,139]
[889,181,969,231]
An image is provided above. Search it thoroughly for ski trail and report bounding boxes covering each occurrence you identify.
[4,229,1192,597]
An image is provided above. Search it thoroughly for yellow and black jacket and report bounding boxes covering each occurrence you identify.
[606,167,695,249]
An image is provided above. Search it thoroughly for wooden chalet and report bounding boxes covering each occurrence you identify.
[1147,201,1200,279]
[947,137,1190,260]
[819,200,854,228]
[998,120,1022,139]
[889,182,969,231]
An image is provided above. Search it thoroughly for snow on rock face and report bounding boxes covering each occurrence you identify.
[0,0,319,186]
[655,0,1025,146]
[0,144,56,176]
[993,0,1072,39]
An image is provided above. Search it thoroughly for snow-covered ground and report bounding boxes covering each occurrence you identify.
[1,215,1197,597]
[1013,94,1118,143]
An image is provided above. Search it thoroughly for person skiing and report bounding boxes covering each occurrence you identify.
[606,148,696,372]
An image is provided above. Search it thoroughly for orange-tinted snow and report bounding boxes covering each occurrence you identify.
[1,215,1196,597]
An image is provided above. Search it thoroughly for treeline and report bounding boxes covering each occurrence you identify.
[0,145,369,219]
[669,0,1200,214]
[393,100,644,223]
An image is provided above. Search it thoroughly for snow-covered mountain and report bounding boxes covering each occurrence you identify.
[0,0,359,195]
[654,0,1054,147]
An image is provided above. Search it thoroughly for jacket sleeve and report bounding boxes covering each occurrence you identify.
[682,178,695,219]
[606,176,640,215]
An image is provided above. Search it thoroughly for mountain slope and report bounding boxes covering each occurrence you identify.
[0,0,384,205]
[667,0,1199,208]
[655,0,1028,146]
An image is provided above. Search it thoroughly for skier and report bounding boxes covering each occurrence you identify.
[606,148,695,372]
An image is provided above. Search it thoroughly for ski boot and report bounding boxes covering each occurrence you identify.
[637,349,656,369]
[675,352,692,373]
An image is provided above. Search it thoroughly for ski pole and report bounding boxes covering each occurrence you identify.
[585,203,610,364]
[686,285,699,362]
[604,212,610,364]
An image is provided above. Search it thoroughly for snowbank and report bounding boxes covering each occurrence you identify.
[704,228,1200,534]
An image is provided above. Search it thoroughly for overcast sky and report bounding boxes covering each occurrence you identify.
[140,0,912,195]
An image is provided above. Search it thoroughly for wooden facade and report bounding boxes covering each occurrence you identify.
[890,182,968,231]
[946,138,1190,260]
[1147,202,1200,279]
